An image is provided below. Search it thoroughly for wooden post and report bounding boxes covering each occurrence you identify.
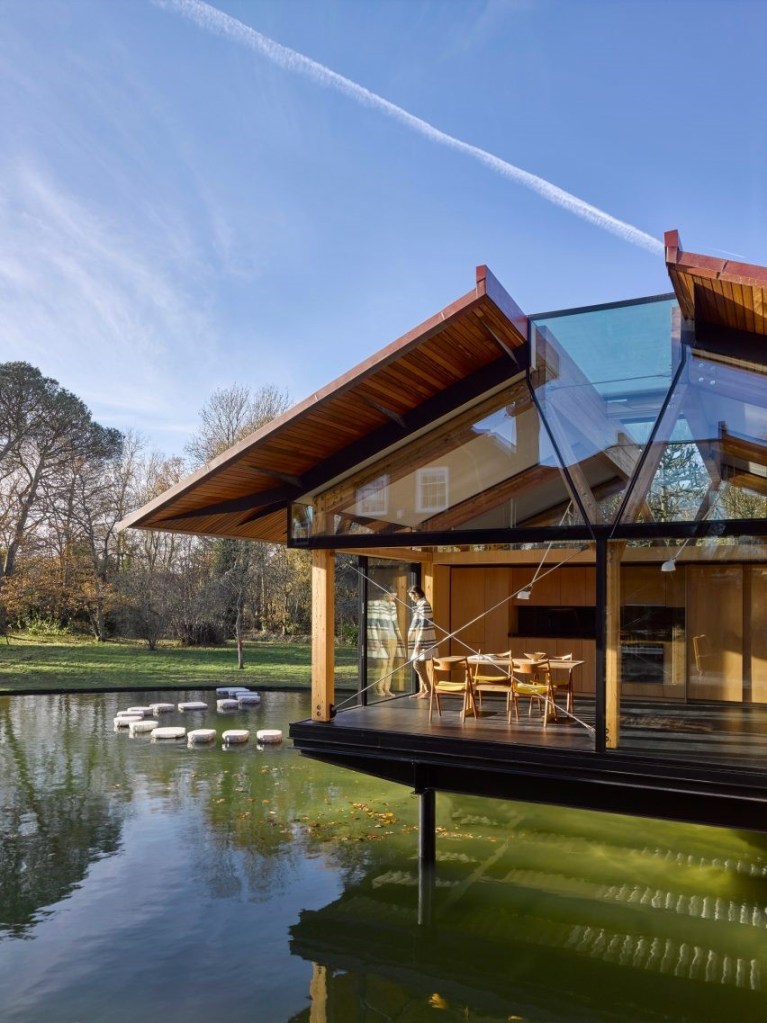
[312,548,335,722]
[605,540,624,749]
[422,553,435,609]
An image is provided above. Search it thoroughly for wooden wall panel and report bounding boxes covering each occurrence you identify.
[686,565,743,702]
[449,568,488,655]
[560,566,596,605]
[432,564,451,656]
[484,568,512,653]
[748,566,767,704]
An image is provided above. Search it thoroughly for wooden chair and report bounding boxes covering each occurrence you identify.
[471,652,517,721]
[429,657,477,724]
[692,634,712,680]
[513,658,556,728]
[550,653,575,714]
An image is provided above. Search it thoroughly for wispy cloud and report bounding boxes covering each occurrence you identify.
[0,158,210,421]
[154,0,663,255]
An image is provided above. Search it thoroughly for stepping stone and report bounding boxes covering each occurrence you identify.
[256,729,283,744]
[222,729,249,745]
[151,726,187,740]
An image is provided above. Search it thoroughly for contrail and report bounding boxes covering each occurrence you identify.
[154,0,663,255]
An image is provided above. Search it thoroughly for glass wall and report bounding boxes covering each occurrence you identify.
[362,559,414,703]
[613,536,767,768]
[292,378,585,542]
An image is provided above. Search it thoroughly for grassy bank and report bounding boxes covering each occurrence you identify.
[0,634,359,693]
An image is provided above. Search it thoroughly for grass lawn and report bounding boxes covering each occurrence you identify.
[0,634,359,693]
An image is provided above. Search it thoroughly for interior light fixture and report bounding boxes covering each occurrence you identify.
[660,537,693,573]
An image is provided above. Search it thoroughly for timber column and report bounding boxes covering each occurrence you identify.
[312,548,335,722]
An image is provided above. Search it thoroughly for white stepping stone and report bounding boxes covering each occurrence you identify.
[177,701,208,712]
[151,726,187,740]
[187,728,217,744]
[126,706,154,717]
[128,719,159,735]
[149,703,175,714]
[114,714,143,728]
[217,699,240,711]
[237,693,261,706]
[256,729,283,744]
[216,686,250,697]
[222,729,249,745]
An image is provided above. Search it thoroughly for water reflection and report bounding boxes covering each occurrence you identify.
[1,693,766,1023]
[291,798,767,1022]
[0,695,126,937]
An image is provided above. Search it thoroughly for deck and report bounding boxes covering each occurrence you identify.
[290,694,767,833]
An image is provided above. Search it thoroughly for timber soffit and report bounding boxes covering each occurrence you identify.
[117,266,528,544]
[665,228,767,338]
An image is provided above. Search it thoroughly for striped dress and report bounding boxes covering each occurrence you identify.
[408,598,439,661]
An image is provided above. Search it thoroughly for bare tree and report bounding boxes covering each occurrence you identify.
[185,383,289,466]
[186,383,291,667]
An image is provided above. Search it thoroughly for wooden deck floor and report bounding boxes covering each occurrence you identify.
[331,693,767,771]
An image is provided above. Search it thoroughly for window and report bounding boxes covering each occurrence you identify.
[416,467,449,514]
[356,474,389,516]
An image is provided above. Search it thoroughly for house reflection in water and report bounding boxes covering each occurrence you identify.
[121,231,767,839]
[287,798,767,1022]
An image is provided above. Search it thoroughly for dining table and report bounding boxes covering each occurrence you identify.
[466,653,584,722]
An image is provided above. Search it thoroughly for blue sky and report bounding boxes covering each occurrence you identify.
[2,0,766,455]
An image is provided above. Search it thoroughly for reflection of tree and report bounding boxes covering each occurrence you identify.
[192,750,420,904]
[648,442,709,521]
[0,696,127,937]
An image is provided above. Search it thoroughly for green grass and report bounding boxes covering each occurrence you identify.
[0,634,359,693]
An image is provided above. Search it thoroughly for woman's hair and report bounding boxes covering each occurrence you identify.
[408,586,425,599]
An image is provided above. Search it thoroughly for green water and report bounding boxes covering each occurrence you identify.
[1,691,766,1022]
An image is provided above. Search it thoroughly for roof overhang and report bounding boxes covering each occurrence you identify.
[118,266,528,543]
[665,229,767,369]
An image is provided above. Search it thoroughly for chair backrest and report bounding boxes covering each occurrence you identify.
[514,657,551,684]
[513,659,538,680]
[692,634,710,671]
[472,653,513,683]
[433,657,469,684]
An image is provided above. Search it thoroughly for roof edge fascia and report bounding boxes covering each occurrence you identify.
[118,266,524,533]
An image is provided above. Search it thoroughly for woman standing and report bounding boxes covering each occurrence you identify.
[407,586,438,699]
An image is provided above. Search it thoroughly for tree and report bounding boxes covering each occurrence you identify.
[115,453,186,649]
[186,383,291,667]
[0,364,122,634]
[185,383,289,466]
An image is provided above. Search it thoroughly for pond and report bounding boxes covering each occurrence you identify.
[1,691,766,1022]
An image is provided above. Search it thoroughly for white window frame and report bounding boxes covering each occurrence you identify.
[356,474,389,516]
[416,466,449,514]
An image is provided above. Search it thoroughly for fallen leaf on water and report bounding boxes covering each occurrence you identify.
[428,993,448,1009]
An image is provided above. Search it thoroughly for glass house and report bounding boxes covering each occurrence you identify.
[121,232,767,830]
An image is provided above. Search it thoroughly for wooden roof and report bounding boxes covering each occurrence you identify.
[665,229,767,337]
[118,266,528,543]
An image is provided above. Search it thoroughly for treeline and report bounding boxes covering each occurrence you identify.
[0,363,357,659]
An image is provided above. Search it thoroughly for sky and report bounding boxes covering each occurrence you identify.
[1,0,766,457]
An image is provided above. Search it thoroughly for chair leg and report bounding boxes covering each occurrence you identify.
[429,688,442,722]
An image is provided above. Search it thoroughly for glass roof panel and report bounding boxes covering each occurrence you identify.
[531,297,678,525]
[628,349,767,523]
